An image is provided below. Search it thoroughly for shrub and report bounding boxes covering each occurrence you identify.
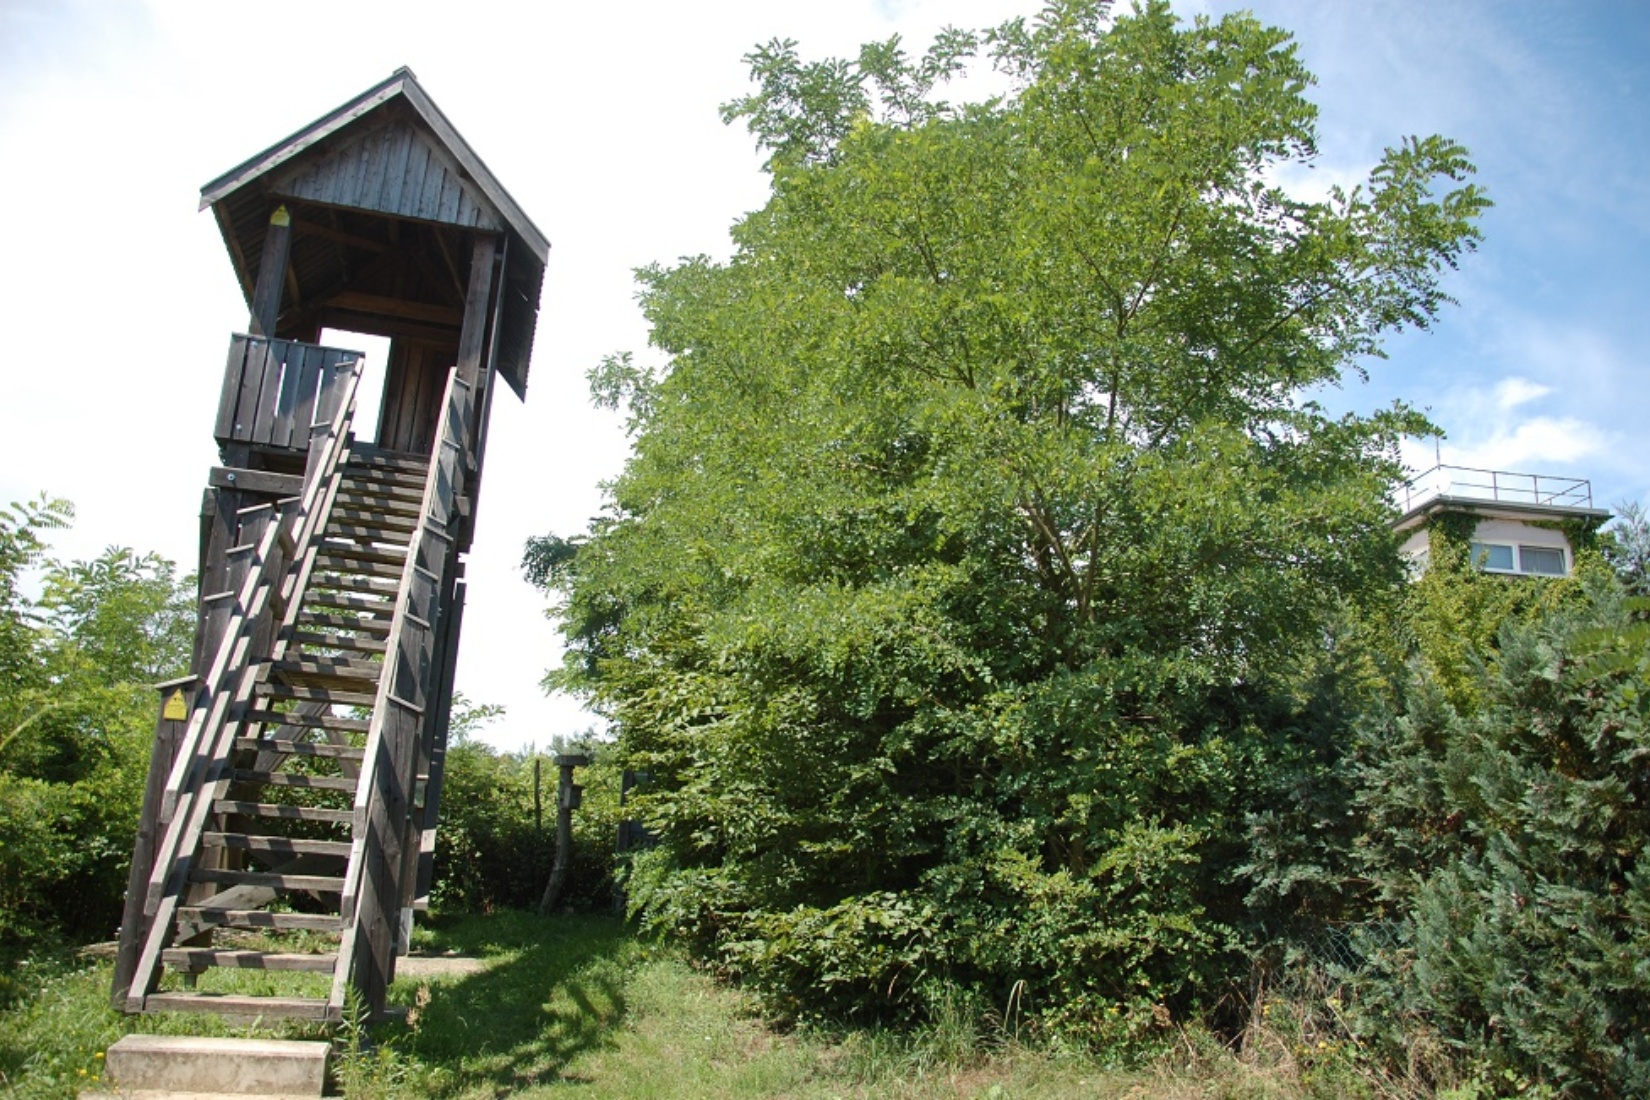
[430,714,621,914]
[1352,576,1650,1096]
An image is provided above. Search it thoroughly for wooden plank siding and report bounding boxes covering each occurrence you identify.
[216,336,363,455]
[378,339,456,455]
[272,118,501,233]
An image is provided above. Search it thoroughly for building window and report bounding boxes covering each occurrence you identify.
[1469,541,1567,577]
[1470,542,1515,571]
[1519,545,1566,576]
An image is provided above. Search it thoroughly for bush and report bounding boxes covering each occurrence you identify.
[1352,575,1650,1096]
[430,713,621,914]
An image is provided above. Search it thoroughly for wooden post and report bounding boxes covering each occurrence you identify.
[537,754,587,916]
[248,205,293,339]
[191,487,238,676]
[112,676,198,1009]
[453,235,498,391]
[452,235,499,552]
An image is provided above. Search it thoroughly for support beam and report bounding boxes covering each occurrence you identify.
[454,234,498,391]
[192,488,239,676]
[249,206,293,338]
[112,677,199,1009]
[209,467,305,498]
[458,236,507,551]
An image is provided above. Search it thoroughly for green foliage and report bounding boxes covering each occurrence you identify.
[1403,519,1599,713]
[0,499,193,948]
[1352,579,1650,1097]
[431,702,620,914]
[537,0,1485,1041]
[1601,499,1650,595]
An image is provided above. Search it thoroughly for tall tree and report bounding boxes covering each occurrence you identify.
[0,503,194,947]
[535,0,1486,1032]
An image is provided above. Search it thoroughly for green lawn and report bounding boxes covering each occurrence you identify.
[0,913,1380,1099]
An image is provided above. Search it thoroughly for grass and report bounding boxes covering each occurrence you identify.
[0,913,1406,1099]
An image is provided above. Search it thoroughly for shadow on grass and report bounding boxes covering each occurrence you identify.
[388,911,640,1096]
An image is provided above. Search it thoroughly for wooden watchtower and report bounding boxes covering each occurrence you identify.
[111,68,547,1021]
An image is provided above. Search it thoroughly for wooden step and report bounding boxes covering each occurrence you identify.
[255,682,377,708]
[302,589,395,615]
[332,491,422,517]
[177,907,344,932]
[312,566,402,590]
[202,832,353,858]
[234,737,365,761]
[316,521,412,547]
[341,468,423,492]
[162,949,339,973]
[344,470,428,494]
[348,448,428,472]
[317,542,407,567]
[307,569,400,593]
[232,770,357,793]
[293,611,392,637]
[268,657,380,690]
[189,868,345,892]
[327,507,418,533]
[212,800,353,825]
[287,629,387,655]
[238,708,371,734]
[142,992,332,1020]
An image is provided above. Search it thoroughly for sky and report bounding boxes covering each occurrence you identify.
[1,0,1646,751]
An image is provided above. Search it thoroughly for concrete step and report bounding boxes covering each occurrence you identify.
[82,1092,320,1100]
[100,1035,329,1096]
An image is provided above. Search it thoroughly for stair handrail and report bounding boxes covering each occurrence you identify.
[155,355,364,828]
[120,356,362,1010]
[333,367,472,1016]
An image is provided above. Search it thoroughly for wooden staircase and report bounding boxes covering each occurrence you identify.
[114,366,476,1022]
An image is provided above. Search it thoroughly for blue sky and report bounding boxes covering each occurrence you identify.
[1,0,1644,748]
[1221,0,1650,499]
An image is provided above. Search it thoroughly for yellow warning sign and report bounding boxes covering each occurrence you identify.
[270,204,291,227]
[162,689,189,721]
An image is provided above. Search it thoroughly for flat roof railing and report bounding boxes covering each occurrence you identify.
[1400,464,1594,514]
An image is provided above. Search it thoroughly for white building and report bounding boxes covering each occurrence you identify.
[1394,465,1610,577]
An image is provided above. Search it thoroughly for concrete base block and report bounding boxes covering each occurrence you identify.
[83,1092,320,1100]
[102,1035,330,1097]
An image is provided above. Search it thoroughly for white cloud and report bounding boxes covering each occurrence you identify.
[1493,377,1551,411]
[1443,416,1606,473]
[1400,367,1609,488]
[1265,158,1373,206]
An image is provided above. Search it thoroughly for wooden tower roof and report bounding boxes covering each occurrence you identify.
[200,68,547,400]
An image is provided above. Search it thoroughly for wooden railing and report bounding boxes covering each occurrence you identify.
[214,335,362,453]
[334,368,472,1018]
[117,354,363,1012]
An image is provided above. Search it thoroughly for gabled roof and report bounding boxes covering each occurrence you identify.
[200,68,547,400]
